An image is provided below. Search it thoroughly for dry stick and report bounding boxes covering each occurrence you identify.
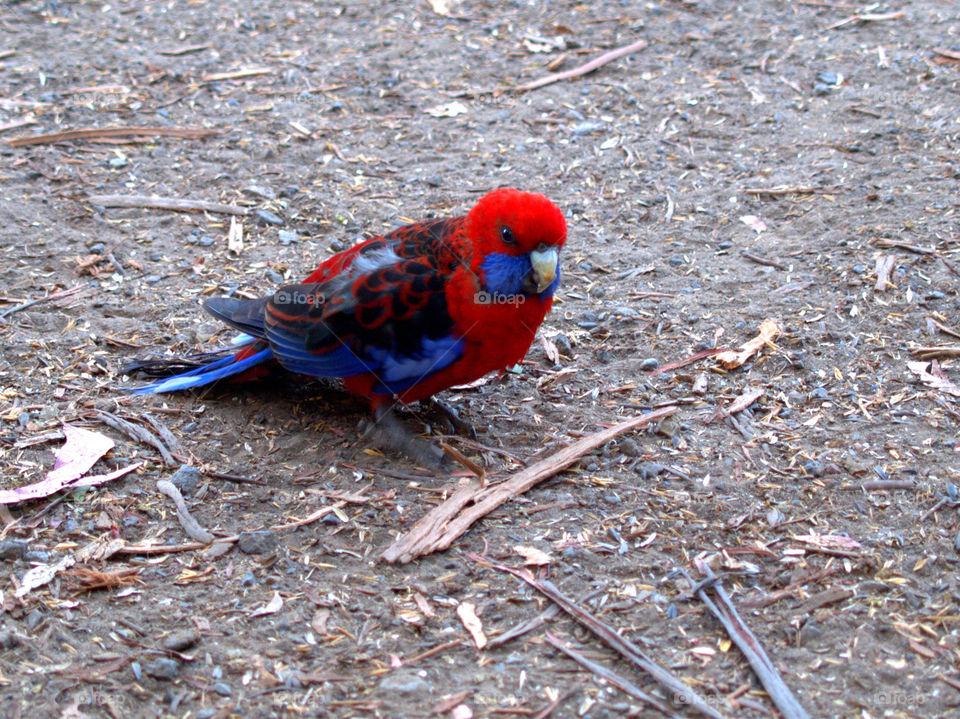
[7,126,219,147]
[471,556,724,719]
[156,479,215,544]
[514,39,649,92]
[543,634,681,719]
[648,348,726,377]
[530,683,581,719]
[116,538,237,555]
[87,194,248,216]
[872,238,935,255]
[0,284,88,320]
[489,589,601,648]
[93,410,178,466]
[741,249,785,270]
[910,345,960,360]
[874,254,896,291]
[381,406,677,563]
[685,566,811,719]
[744,186,828,196]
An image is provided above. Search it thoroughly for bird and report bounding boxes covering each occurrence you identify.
[124,188,567,461]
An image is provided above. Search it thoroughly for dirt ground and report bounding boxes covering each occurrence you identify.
[1,0,959,717]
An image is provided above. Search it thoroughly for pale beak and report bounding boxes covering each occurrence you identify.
[529,246,559,294]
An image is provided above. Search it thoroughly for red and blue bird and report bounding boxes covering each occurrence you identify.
[126,188,566,454]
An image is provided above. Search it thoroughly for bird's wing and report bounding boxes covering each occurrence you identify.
[263,218,468,393]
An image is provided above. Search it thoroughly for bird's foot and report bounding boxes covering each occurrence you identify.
[360,408,449,469]
[423,398,478,439]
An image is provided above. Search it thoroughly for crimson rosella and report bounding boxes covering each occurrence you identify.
[126,188,566,454]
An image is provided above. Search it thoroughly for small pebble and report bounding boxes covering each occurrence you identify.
[26,609,43,630]
[198,235,215,247]
[238,530,278,555]
[23,550,49,563]
[265,269,285,284]
[278,229,298,245]
[637,462,665,480]
[0,539,28,560]
[168,465,202,496]
[668,256,686,267]
[144,657,180,680]
[131,661,143,681]
[255,209,284,226]
[639,357,659,371]
[241,571,257,586]
[619,438,642,457]
[378,672,430,694]
[213,682,232,697]
[243,185,276,200]
[162,629,199,652]
[108,156,128,168]
[0,630,20,650]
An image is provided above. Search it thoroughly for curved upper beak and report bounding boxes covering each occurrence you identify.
[529,246,559,294]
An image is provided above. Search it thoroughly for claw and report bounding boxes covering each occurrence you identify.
[424,398,478,439]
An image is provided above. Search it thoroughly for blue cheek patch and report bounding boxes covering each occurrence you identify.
[479,252,561,299]
[480,252,530,295]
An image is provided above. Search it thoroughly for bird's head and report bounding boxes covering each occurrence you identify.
[466,188,567,301]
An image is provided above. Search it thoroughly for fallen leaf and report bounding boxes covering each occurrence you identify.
[714,318,780,369]
[227,216,243,254]
[425,101,469,118]
[513,545,553,566]
[427,0,452,15]
[456,601,487,649]
[793,533,862,551]
[740,214,767,233]
[15,555,75,598]
[250,590,283,617]
[908,360,960,397]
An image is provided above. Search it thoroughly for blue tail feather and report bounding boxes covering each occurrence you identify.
[126,348,273,395]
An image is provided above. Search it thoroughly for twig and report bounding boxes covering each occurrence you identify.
[440,441,487,485]
[942,256,960,278]
[683,564,811,719]
[7,126,219,147]
[741,249,785,270]
[544,634,680,718]
[825,11,904,30]
[514,39,649,92]
[489,589,600,648]
[381,407,677,563]
[874,254,896,291]
[530,682,581,719]
[739,566,838,609]
[858,479,916,491]
[471,555,724,719]
[93,410,179,466]
[0,284,88,320]
[200,67,272,82]
[88,194,247,216]
[910,345,960,360]
[648,348,726,377]
[116,538,237,555]
[157,479,215,544]
[744,186,832,196]
[271,501,350,531]
[872,238,935,255]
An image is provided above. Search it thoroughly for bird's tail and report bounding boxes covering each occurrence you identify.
[122,295,276,395]
[121,337,274,395]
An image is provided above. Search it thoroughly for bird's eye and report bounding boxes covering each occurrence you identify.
[500,227,516,246]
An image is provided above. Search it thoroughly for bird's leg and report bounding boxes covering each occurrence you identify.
[423,397,478,439]
[360,405,448,469]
